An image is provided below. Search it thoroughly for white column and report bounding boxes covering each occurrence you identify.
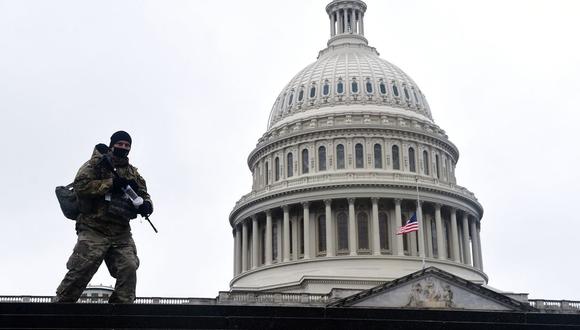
[470,216,480,269]
[292,216,299,261]
[450,208,460,262]
[283,205,290,262]
[371,198,381,255]
[348,198,356,256]
[265,210,273,266]
[461,213,472,265]
[435,204,446,260]
[476,221,483,270]
[330,14,335,37]
[395,199,404,256]
[241,220,248,272]
[417,201,425,258]
[234,226,241,275]
[324,199,335,257]
[302,202,311,259]
[252,215,259,269]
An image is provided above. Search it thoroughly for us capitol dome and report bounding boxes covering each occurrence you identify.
[229,0,485,294]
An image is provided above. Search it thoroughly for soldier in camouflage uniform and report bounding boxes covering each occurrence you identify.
[55,131,153,303]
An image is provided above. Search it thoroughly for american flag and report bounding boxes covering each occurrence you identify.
[396,212,418,235]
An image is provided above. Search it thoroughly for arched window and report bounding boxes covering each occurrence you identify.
[355,143,364,168]
[404,86,410,100]
[409,147,416,172]
[336,144,345,169]
[287,153,294,177]
[435,154,440,179]
[392,145,400,170]
[379,212,389,251]
[357,212,369,251]
[337,79,344,94]
[302,149,309,174]
[423,150,429,175]
[288,91,294,105]
[365,78,373,94]
[413,88,420,104]
[392,82,399,97]
[309,85,316,99]
[298,87,304,102]
[318,146,327,171]
[265,161,269,184]
[351,79,359,94]
[275,157,280,181]
[317,215,326,254]
[444,158,450,180]
[379,80,387,95]
[337,212,348,252]
[374,144,383,168]
[323,80,330,96]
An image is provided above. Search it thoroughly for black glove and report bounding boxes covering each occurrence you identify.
[95,143,110,155]
[138,201,153,216]
[112,177,129,192]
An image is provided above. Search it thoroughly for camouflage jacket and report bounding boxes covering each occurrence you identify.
[74,146,153,236]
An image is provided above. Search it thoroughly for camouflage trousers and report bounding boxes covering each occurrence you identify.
[55,226,140,303]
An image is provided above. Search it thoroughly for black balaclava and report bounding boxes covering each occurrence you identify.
[109,130,132,158]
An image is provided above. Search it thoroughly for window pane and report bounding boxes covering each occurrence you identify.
[392,84,399,97]
[287,153,293,177]
[423,151,429,175]
[337,81,344,94]
[317,215,326,253]
[357,212,369,250]
[318,146,327,171]
[310,86,316,98]
[275,157,280,181]
[323,83,330,96]
[337,144,345,169]
[379,212,389,250]
[366,81,373,93]
[409,147,416,172]
[380,82,386,95]
[392,145,400,170]
[265,161,269,184]
[298,89,304,101]
[351,81,358,93]
[302,149,309,174]
[355,143,364,168]
[288,93,294,105]
[404,87,410,100]
[374,144,383,168]
[337,212,348,251]
[436,155,440,179]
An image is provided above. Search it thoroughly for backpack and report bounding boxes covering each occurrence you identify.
[55,183,79,220]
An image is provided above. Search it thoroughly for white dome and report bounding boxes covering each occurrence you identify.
[267,42,433,130]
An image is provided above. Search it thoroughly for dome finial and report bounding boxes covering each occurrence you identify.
[326,0,368,46]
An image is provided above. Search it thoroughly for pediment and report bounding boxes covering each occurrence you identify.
[329,267,534,312]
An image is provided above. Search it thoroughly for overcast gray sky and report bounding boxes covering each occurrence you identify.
[0,0,579,300]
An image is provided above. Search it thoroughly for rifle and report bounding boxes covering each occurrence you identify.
[99,154,158,233]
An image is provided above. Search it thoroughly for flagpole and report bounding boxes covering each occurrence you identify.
[416,176,426,270]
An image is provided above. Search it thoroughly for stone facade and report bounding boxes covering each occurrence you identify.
[229,0,485,294]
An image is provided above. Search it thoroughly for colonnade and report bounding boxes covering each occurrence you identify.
[329,7,365,37]
[232,197,483,276]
